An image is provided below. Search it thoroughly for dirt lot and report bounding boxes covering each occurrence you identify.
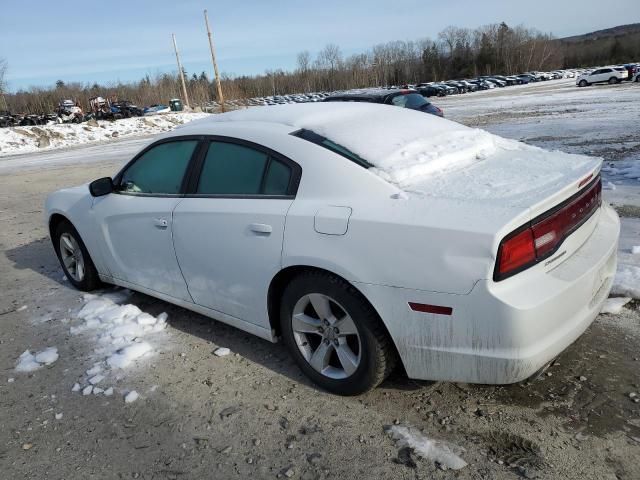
[1,80,640,479]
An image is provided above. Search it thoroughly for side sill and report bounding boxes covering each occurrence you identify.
[99,274,277,343]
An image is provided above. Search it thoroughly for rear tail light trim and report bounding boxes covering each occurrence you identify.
[494,175,602,281]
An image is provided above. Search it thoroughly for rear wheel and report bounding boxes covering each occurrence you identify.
[608,77,618,84]
[53,220,101,291]
[280,271,397,395]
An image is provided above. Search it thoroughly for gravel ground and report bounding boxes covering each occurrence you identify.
[1,79,639,479]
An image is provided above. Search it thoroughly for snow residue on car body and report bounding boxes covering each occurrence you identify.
[202,102,601,203]
[0,112,210,157]
[385,425,467,470]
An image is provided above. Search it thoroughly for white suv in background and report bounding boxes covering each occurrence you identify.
[576,67,628,86]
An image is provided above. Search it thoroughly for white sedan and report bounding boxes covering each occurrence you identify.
[46,103,619,395]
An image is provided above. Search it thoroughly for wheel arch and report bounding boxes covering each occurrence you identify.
[48,212,73,242]
[267,264,404,371]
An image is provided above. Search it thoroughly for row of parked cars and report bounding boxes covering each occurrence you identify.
[575,63,640,86]
[236,69,581,109]
[0,98,185,128]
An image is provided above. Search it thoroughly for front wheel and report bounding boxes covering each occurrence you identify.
[53,220,101,291]
[578,80,588,87]
[280,272,397,395]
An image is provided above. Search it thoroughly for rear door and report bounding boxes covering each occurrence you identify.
[91,137,201,301]
[172,138,301,327]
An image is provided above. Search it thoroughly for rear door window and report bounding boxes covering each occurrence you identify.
[197,141,292,196]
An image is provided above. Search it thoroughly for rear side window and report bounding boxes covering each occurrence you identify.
[119,140,197,194]
[292,129,372,169]
[197,141,292,196]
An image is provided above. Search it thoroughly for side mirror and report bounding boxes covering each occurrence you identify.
[89,177,113,197]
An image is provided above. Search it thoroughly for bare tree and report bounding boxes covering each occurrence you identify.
[0,58,8,110]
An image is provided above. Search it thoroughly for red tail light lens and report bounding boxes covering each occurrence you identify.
[495,176,602,281]
[497,229,536,276]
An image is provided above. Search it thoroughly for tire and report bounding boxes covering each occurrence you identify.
[578,80,588,87]
[280,271,397,395]
[608,77,618,84]
[53,220,101,291]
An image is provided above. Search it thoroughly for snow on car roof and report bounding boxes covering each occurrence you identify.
[202,103,599,192]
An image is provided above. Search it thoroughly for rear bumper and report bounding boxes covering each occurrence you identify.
[357,204,620,384]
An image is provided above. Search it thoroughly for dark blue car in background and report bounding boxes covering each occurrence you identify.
[323,88,444,117]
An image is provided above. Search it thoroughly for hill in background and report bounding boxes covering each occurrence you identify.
[558,23,640,66]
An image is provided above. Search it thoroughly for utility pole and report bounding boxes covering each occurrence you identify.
[172,33,191,109]
[204,9,225,112]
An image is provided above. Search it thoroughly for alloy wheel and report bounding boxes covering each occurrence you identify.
[59,232,85,282]
[291,293,362,379]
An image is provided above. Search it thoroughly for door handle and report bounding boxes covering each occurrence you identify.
[249,223,272,234]
[153,218,169,229]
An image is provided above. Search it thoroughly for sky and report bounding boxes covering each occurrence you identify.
[1,0,638,91]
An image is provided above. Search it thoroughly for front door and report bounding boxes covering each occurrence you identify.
[92,138,200,301]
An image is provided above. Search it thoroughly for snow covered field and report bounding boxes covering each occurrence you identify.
[1,79,639,479]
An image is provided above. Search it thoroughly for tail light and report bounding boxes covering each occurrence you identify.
[495,176,602,281]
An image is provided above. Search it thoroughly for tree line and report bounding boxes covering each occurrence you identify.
[3,22,639,114]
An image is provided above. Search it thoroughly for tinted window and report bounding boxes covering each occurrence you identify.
[263,159,292,195]
[389,93,429,109]
[119,140,197,194]
[198,142,268,195]
[292,129,372,169]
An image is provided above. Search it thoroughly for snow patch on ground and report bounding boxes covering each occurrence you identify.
[601,297,632,315]
[213,347,231,357]
[612,264,640,300]
[67,290,168,398]
[0,112,210,157]
[124,391,139,403]
[386,425,467,470]
[15,347,59,372]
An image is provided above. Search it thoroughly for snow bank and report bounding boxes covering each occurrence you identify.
[385,425,467,470]
[205,102,600,194]
[15,347,59,372]
[0,112,210,157]
[601,297,632,314]
[612,264,640,299]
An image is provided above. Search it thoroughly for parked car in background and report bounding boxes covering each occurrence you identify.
[0,110,17,128]
[445,81,468,93]
[434,83,458,95]
[623,64,639,81]
[576,67,628,86]
[417,85,447,97]
[45,102,618,395]
[112,100,144,118]
[516,74,535,84]
[144,104,171,115]
[484,77,507,87]
[324,88,443,117]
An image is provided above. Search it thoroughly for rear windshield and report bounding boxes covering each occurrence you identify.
[291,129,372,169]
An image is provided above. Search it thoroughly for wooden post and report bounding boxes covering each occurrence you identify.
[204,9,225,112]
[172,33,191,109]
